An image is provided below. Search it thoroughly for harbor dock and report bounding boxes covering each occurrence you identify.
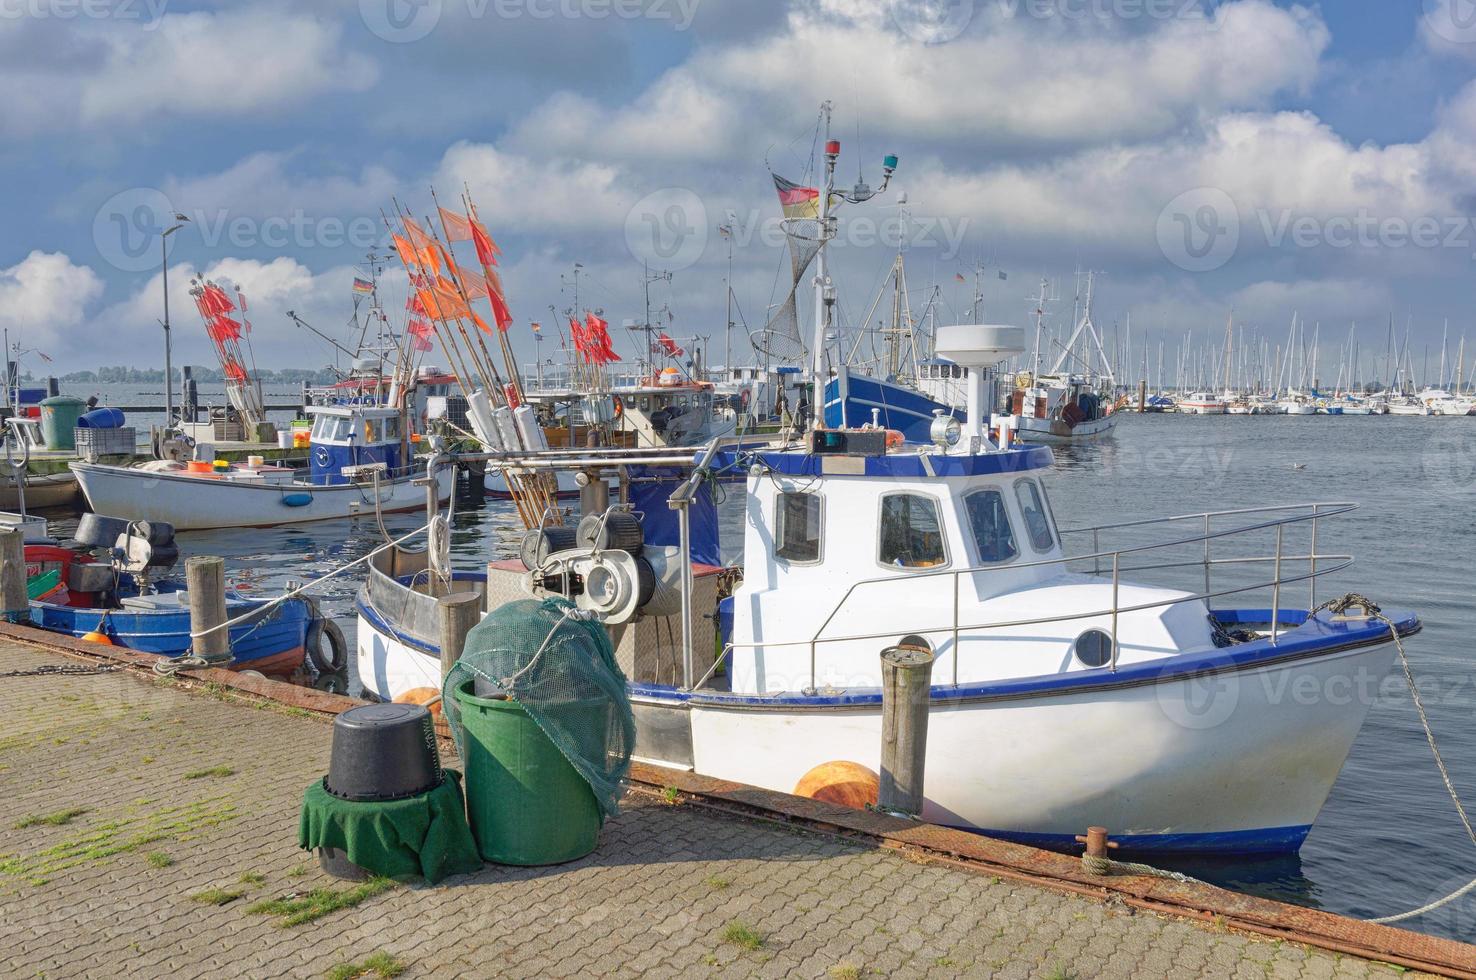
[3,629,1472,979]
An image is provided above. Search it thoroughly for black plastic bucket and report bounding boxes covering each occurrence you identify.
[324,703,442,802]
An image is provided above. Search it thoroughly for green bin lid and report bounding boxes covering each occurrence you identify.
[40,395,87,407]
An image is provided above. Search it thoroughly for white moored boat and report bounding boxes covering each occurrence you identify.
[72,405,451,530]
[357,325,1419,855]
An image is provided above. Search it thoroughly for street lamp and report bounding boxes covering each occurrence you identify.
[160,213,190,430]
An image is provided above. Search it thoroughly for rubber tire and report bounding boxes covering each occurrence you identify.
[306,617,348,674]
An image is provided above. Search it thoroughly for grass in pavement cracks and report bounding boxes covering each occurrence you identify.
[14,808,88,829]
[325,952,407,979]
[722,921,765,951]
[248,877,397,927]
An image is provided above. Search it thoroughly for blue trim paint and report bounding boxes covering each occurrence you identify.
[682,607,1419,708]
[716,445,1055,480]
[823,369,960,444]
[960,823,1313,855]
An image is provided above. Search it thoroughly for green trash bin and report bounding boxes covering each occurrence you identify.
[452,679,602,866]
[39,395,87,451]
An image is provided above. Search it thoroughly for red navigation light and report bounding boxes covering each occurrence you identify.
[825,139,840,157]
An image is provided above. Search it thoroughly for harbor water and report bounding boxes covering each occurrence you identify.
[36,411,1476,939]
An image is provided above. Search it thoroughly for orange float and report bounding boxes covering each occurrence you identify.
[793,761,879,810]
[394,686,444,721]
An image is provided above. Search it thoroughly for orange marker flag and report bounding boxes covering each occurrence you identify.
[471,219,500,267]
[402,216,435,249]
[439,207,474,242]
[392,234,420,268]
[454,264,489,300]
[488,288,513,332]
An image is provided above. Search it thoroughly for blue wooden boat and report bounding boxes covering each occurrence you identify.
[23,534,315,676]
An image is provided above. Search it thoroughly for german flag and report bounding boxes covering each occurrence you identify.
[773,173,820,220]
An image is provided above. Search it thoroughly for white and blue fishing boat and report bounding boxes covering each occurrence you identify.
[355,324,1420,855]
[71,404,451,530]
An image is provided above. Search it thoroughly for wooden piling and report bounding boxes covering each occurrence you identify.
[877,644,936,817]
[0,529,27,623]
[186,556,231,662]
[1137,380,1147,413]
[437,591,482,678]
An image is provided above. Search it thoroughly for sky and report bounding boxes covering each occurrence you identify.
[3,0,1476,382]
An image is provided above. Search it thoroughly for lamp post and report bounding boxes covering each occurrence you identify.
[160,213,190,429]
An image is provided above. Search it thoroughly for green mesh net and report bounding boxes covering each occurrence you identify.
[443,597,635,819]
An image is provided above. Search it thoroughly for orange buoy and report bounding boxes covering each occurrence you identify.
[793,761,879,810]
[81,630,114,645]
[394,686,444,721]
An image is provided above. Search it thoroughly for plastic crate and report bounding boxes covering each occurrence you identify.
[75,426,137,460]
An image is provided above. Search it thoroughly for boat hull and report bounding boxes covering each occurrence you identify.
[0,472,80,510]
[70,462,452,530]
[484,467,581,500]
[824,369,961,444]
[1008,413,1115,445]
[357,577,1409,853]
[31,593,313,675]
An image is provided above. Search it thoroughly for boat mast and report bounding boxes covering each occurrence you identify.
[809,103,838,427]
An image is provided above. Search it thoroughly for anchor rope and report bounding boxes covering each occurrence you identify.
[1309,593,1476,925]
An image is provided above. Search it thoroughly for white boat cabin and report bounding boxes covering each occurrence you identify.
[307,405,407,486]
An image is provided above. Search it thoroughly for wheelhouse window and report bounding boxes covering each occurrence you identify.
[1014,479,1055,552]
[879,494,947,568]
[775,492,822,564]
[964,490,1018,563]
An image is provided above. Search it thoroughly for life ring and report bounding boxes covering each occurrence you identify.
[306,617,348,673]
[612,395,624,418]
[739,388,751,411]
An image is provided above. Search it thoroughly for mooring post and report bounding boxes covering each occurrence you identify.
[0,529,28,624]
[186,556,231,663]
[1137,380,1147,413]
[878,644,936,817]
[437,591,481,678]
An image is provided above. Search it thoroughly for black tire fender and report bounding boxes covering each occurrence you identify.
[306,616,348,674]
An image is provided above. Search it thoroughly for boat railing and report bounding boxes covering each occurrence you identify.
[711,501,1357,692]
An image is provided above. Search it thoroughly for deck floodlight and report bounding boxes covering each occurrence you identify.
[930,409,961,451]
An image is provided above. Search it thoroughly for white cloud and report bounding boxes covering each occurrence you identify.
[0,4,376,135]
[432,141,633,232]
[508,0,1329,161]
[0,251,105,353]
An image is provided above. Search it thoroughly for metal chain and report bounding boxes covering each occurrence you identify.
[1,663,122,678]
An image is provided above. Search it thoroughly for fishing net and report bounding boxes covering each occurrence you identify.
[442,597,635,819]
[755,217,824,362]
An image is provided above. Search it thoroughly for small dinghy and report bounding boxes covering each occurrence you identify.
[25,514,320,675]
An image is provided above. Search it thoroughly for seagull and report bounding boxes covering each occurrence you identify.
[1291,463,1306,470]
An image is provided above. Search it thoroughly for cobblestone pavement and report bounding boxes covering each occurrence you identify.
[0,642,1422,979]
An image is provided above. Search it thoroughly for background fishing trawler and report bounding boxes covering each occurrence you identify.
[71,402,452,530]
[356,324,1419,855]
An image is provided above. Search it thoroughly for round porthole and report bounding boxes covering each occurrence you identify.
[1074,629,1114,668]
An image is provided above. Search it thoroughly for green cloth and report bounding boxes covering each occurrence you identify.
[298,769,482,884]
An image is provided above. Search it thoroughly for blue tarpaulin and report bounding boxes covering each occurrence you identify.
[625,465,721,568]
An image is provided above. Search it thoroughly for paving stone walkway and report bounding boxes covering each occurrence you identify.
[0,642,1423,979]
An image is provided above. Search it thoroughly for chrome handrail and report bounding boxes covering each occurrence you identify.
[747,501,1355,693]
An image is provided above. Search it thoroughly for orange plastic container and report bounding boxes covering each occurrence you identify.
[186,460,213,473]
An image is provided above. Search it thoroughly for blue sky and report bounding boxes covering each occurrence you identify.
[3,0,1476,382]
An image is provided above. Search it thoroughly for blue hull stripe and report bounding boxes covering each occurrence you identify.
[958,824,1312,855]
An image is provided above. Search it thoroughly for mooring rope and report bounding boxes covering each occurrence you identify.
[1309,593,1476,925]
